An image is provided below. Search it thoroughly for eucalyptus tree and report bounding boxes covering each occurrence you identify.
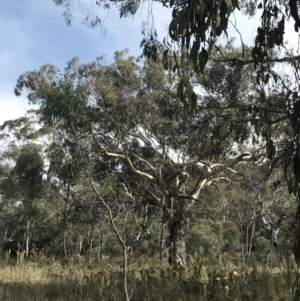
[27,0,300,275]
[0,140,45,257]
[14,47,257,266]
[51,0,300,206]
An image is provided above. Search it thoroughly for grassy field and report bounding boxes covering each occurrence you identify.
[0,253,296,301]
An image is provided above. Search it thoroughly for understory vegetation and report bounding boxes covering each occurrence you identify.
[0,251,296,301]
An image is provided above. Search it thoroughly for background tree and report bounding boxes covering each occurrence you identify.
[0,118,47,258]
[14,48,259,266]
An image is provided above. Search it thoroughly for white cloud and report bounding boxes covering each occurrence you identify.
[0,94,30,123]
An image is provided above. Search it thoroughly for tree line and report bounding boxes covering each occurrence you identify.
[0,44,295,267]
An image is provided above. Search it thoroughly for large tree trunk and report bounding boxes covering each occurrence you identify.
[168,202,189,266]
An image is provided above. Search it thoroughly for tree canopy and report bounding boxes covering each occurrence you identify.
[13,48,264,265]
[1,37,300,298]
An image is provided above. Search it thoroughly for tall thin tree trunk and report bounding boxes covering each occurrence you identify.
[63,232,67,257]
[293,193,300,266]
[123,246,129,301]
[25,220,30,259]
[293,147,300,267]
[78,235,83,256]
[87,175,130,301]
[61,183,70,257]
[246,215,256,264]
[99,235,103,262]
[160,222,166,268]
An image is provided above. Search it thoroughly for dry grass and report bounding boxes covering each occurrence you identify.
[0,258,122,301]
[0,254,295,301]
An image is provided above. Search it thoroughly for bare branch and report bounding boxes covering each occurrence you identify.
[92,133,156,182]
[129,130,161,154]
[124,156,156,182]
[120,183,136,202]
[131,152,157,174]
[192,153,251,199]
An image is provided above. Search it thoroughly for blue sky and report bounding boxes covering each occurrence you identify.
[0,0,298,124]
[0,0,171,124]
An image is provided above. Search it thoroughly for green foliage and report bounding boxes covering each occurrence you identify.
[47,143,64,168]
[222,220,240,253]
[47,142,87,185]
[14,144,43,183]
[187,219,240,257]
[0,174,17,200]
[14,143,44,199]
[59,158,87,185]
[25,213,61,256]
[42,80,89,128]
[100,175,118,198]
